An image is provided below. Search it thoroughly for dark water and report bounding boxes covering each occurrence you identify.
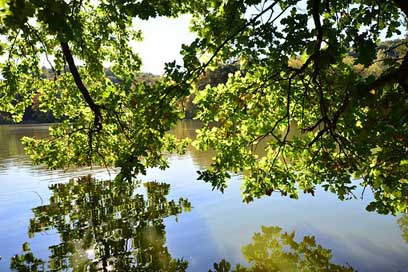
[0,121,408,271]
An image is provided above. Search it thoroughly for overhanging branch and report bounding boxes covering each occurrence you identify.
[308,51,408,148]
[60,41,102,131]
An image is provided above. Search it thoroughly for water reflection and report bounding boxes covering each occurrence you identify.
[3,123,408,271]
[11,176,191,271]
[10,243,45,272]
[170,120,271,168]
[0,125,49,160]
[0,125,50,173]
[170,120,215,168]
[10,175,357,272]
[211,226,354,272]
[398,213,408,244]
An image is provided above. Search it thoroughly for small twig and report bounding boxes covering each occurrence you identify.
[6,29,20,66]
[31,191,44,205]
[184,0,281,84]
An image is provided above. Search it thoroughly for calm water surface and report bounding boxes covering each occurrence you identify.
[0,121,408,271]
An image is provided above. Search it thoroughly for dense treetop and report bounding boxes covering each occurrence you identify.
[0,0,407,214]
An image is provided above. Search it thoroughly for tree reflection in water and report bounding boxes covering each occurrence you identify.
[211,226,354,272]
[11,176,355,272]
[11,175,191,272]
[398,213,408,244]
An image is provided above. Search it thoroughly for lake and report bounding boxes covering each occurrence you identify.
[0,121,407,271]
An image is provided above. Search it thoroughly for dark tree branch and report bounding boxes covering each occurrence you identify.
[60,41,102,131]
[7,30,20,66]
[26,24,56,77]
[308,128,327,148]
[393,0,408,16]
[311,0,323,73]
[186,0,281,83]
[367,52,408,89]
[303,118,323,132]
[290,0,323,77]
[308,51,408,148]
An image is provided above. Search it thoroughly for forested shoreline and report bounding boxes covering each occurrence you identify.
[2,38,406,125]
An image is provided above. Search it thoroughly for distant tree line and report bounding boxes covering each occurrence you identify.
[1,38,405,125]
[0,69,159,124]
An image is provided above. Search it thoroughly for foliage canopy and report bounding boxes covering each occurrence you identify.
[0,0,408,214]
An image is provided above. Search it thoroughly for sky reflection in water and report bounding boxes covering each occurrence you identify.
[1,121,408,271]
